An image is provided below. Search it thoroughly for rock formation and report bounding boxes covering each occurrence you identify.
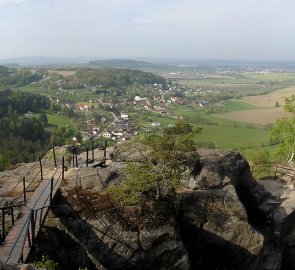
[2,146,276,269]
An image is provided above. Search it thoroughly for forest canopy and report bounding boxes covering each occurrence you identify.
[75,68,166,89]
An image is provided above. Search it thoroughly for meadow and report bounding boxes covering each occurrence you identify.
[35,112,76,132]
[133,105,271,150]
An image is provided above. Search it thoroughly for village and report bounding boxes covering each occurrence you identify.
[42,80,219,144]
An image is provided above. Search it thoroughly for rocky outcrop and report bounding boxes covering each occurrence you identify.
[23,147,269,269]
[177,149,265,270]
[35,193,190,270]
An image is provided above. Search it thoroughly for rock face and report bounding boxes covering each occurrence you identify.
[29,191,190,270]
[24,147,268,269]
[178,149,265,270]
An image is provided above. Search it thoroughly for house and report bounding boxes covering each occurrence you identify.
[91,128,100,135]
[111,131,122,139]
[24,111,34,118]
[152,122,161,127]
[171,96,182,104]
[102,132,111,139]
[134,96,146,102]
[120,113,129,120]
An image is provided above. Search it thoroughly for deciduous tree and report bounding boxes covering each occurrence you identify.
[270,95,295,164]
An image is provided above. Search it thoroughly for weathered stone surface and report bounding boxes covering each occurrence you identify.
[46,201,190,270]
[110,143,149,162]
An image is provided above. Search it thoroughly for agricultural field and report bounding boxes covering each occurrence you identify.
[242,86,295,108]
[47,70,76,77]
[215,107,287,126]
[177,72,295,96]
[215,86,295,126]
[133,105,271,150]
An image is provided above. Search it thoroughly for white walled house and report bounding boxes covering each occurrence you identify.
[102,132,111,139]
[120,113,129,120]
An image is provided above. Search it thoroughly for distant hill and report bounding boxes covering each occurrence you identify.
[86,59,167,69]
[0,56,95,66]
[0,57,169,69]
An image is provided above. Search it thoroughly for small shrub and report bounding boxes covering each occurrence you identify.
[196,140,216,149]
[34,255,58,270]
[246,149,271,166]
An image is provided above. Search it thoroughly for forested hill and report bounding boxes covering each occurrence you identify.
[75,68,166,89]
[87,59,167,69]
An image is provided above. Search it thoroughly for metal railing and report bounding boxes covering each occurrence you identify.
[251,164,295,181]
[0,138,108,256]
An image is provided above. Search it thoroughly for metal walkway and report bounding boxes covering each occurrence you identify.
[0,140,108,264]
[0,177,60,264]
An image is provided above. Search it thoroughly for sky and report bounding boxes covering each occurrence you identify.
[0,0,295,61]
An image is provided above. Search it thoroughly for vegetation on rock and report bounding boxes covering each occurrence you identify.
[108,121,202,204]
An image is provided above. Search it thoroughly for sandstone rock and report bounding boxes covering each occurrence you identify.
[4,147,270,270]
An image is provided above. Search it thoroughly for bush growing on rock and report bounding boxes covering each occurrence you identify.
[108,121,202,205]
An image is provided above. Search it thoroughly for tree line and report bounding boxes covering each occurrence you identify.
[0,89,50,117]
[0,65,43,88]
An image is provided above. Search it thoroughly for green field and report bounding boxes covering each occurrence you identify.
[223,100,257,111]
[36,112,76,131]
[133,105,271,150]
[177,79,263,95]
[46,114,76,129]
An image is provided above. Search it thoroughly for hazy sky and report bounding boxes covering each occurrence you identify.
[0,0,295,60]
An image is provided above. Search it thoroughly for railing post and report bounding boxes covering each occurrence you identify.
[275,166,277,180]
[39,156,43,180]
[27,227,32,248]
[104,140,107,160]
[2,208,5,240]
[86,148,89,167]
[52,146,57,168]
[62,156,65,180]
[75,147,78,168]
[31,210,35,242]
[91,139,94,161]
[50,177,54,204]
[11,207,14,226]
[23,177,27,203]
[40,208,43,226]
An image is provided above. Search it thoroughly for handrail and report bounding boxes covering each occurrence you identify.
[4,209,32,263]
[251,164,295,180]
[3,146,52,200]
[0,203,25,211]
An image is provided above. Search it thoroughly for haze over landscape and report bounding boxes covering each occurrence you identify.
[1,0,295,61]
